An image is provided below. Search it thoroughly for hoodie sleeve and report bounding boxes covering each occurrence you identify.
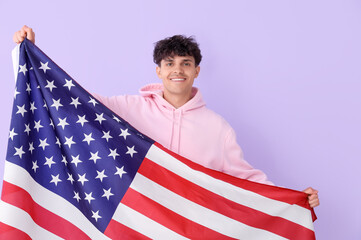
[92,93,129,120]
[222,128,274,185]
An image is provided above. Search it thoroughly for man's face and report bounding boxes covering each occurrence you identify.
[156,55,200,102]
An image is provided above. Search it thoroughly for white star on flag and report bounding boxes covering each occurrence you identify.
[51,98,63,111]
[30,101,37,113]
[16,104,27,117]
[95,113,106,124]
[28,142,34,154]
[70,155,82,167]
[83,133,95,145]
[88,97,98,107]
[49,119,55,129]
[32,161,39,173]
[102,131,113,142]
[64,79,75,90]
[24,124,31,135]
[39,61,51,73]
[70,97,82,108]
[95,170,107,182]
[77,173,88,186]
[57,117,69,130]
[89,151,101,164]
[61,155,68,165]
[44,156,56,168]
[126,146,137,158]
[91,210,102,222]
[45,80,57,92]
[84,192,95,204]
[9,128,18,140]
[14,87,20,99]
[108,148,119,160]
[19,63,28,76]
[114,166,127,178]
[39,138,50,150]
[73,191,81,202]
[76,115,88,126]
[67,173,75,184]
[119,128,131,140]
[64,136,76,148]
[113,115,121,122]
[102,188,114,200]
[50,174,62,186]
[26,83,32,94]
[55,137,61,147]
[43,100,48,110]
[34,120,43,132]
[14,146,25,159]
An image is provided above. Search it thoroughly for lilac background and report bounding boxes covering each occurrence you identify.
[1,0,360,239]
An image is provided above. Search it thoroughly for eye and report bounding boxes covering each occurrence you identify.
[184,62,191,66]
[166,63,172,66]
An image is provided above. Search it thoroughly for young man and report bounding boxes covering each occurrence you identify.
[13,26,319,208]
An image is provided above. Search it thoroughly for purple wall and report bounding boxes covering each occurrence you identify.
[1,0,360,239]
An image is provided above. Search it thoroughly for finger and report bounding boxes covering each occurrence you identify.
[308,194,320,208]
[308,193,318,201]
[15,31,25,44]
[303,187,313,194]
[13,32,19,44]
[20,27,26,38]
[23,25,35,43]
[303,187,318,195]
[309,199,320,208]
[18,35,25,43]
[13,29,25,44]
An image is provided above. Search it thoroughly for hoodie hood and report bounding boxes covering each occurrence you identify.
[139,83,206,153]
[139,83,206,112]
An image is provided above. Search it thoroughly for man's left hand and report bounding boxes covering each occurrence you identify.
[303,187,319,208]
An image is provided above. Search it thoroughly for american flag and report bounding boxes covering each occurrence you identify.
[0,39,316,239]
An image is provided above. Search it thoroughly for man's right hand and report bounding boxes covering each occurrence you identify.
[13,25,35,44]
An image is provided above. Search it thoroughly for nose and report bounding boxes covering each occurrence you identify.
[173,64,184,74]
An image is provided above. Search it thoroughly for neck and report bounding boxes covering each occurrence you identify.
[163,92,192,109]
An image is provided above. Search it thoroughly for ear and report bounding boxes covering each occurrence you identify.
[156,66,161,78]
[195,66,200,78]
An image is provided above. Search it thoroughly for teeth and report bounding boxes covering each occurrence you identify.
[171,78,185,81]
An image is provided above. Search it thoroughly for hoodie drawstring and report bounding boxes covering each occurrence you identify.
[169,109,175,150]
[177,110,183,153]
[168,109,183,154]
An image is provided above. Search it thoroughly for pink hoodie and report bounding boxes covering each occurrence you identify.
[94,83,272,185]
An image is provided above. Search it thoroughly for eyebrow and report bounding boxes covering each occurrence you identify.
[163,58,194,62]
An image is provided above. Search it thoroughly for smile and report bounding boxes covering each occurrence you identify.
[170,78,186,82]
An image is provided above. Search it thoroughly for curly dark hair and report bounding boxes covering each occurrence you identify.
[153,35,202,66]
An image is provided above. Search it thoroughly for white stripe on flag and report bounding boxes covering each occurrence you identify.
[131,173,287,240]
[0,200,62,240]
[3,161,110,240]
[113,203,189,240]
[146,145,314,231]
[12,44,20,83]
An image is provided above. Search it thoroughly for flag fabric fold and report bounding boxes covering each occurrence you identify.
[0,39,316,239]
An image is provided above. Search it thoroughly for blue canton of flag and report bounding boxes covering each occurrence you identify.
[6,39,154,232]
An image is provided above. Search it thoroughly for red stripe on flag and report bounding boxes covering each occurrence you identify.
[0,221,31,240]
[105,219,151,240]
[1,181,91,240]
[139,158,315,240]
[154,143,314,211]
[122,187,236,240]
